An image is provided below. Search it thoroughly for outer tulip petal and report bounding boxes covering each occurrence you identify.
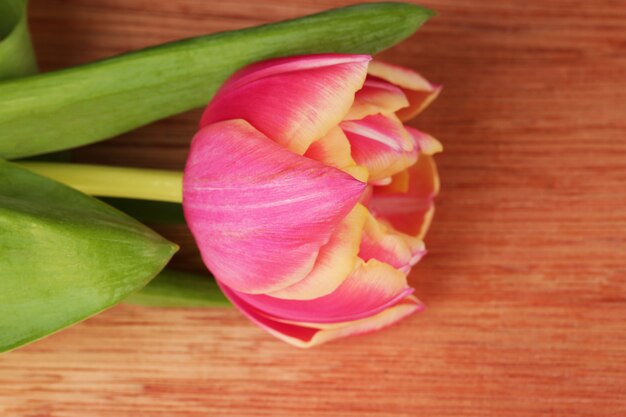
[367,60,441,121]
[200,54,371,155]
[268,204,368,300]
[359,210,426,274]
[183,119,366,294]
[230,259,412,324]
[222,286,422,348]
[370,152,439,240]
[344,78,409,121]
[341,114,417,181]
[304,127,369,183]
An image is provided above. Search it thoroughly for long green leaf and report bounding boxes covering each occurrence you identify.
[0,2,433,159]
[0,160,178,353]
[127,269,230,308]
[0,0,37,80]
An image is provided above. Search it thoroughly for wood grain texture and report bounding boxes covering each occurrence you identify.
[2,0,626,415]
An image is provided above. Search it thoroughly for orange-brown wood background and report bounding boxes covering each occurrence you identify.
[2,0,626,415]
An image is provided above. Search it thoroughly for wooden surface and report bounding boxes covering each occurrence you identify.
[2,0,626,415]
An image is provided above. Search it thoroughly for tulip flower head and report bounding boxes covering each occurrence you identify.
[183,54,441,347]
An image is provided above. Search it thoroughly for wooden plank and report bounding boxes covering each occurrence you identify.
[1,0,625,415]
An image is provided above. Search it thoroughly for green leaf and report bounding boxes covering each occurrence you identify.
[0,0,37,80]
[127,269,230,308]
[0,2,434,159]
[0,160,178,353]
[100,197,186,224]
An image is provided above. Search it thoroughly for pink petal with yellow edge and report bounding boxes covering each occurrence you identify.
[344,78,409,121]
[359,210,426,273]
[200,54,370,155]
[229,258,412,324]
[183,119,366,294]
[373,128,440,196]
[268,204,368,300]
[222,286,422,348]
[409,127,443,155]
[341,114,417,181]
[275,295,423,330]
[396,86,442,121]
[370,152,439,240]
[304,127,369,183]
[367,60,441,121]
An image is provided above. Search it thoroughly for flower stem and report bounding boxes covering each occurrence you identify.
[17,162,183,203]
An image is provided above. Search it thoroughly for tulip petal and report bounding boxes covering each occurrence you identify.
[285,295,423,331]
[304,126,369,183]
[229,258,412,324]
[268,204,368,300]
[184,119,366,294]
[373,127,441,196]
[367,60,441,121]
[359,210,426,274]
[200,54,371,155]
[382,170,410,193]
[222,286,422,348]
[410,127,443,155]
[341,114,417,181]
[370,152,439,240]
[344,78,409,121]
[358,184,374,207]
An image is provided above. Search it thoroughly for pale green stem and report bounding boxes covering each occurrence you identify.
[17,162,183,203]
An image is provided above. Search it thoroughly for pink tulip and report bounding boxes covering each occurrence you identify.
[183,54,441,347]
